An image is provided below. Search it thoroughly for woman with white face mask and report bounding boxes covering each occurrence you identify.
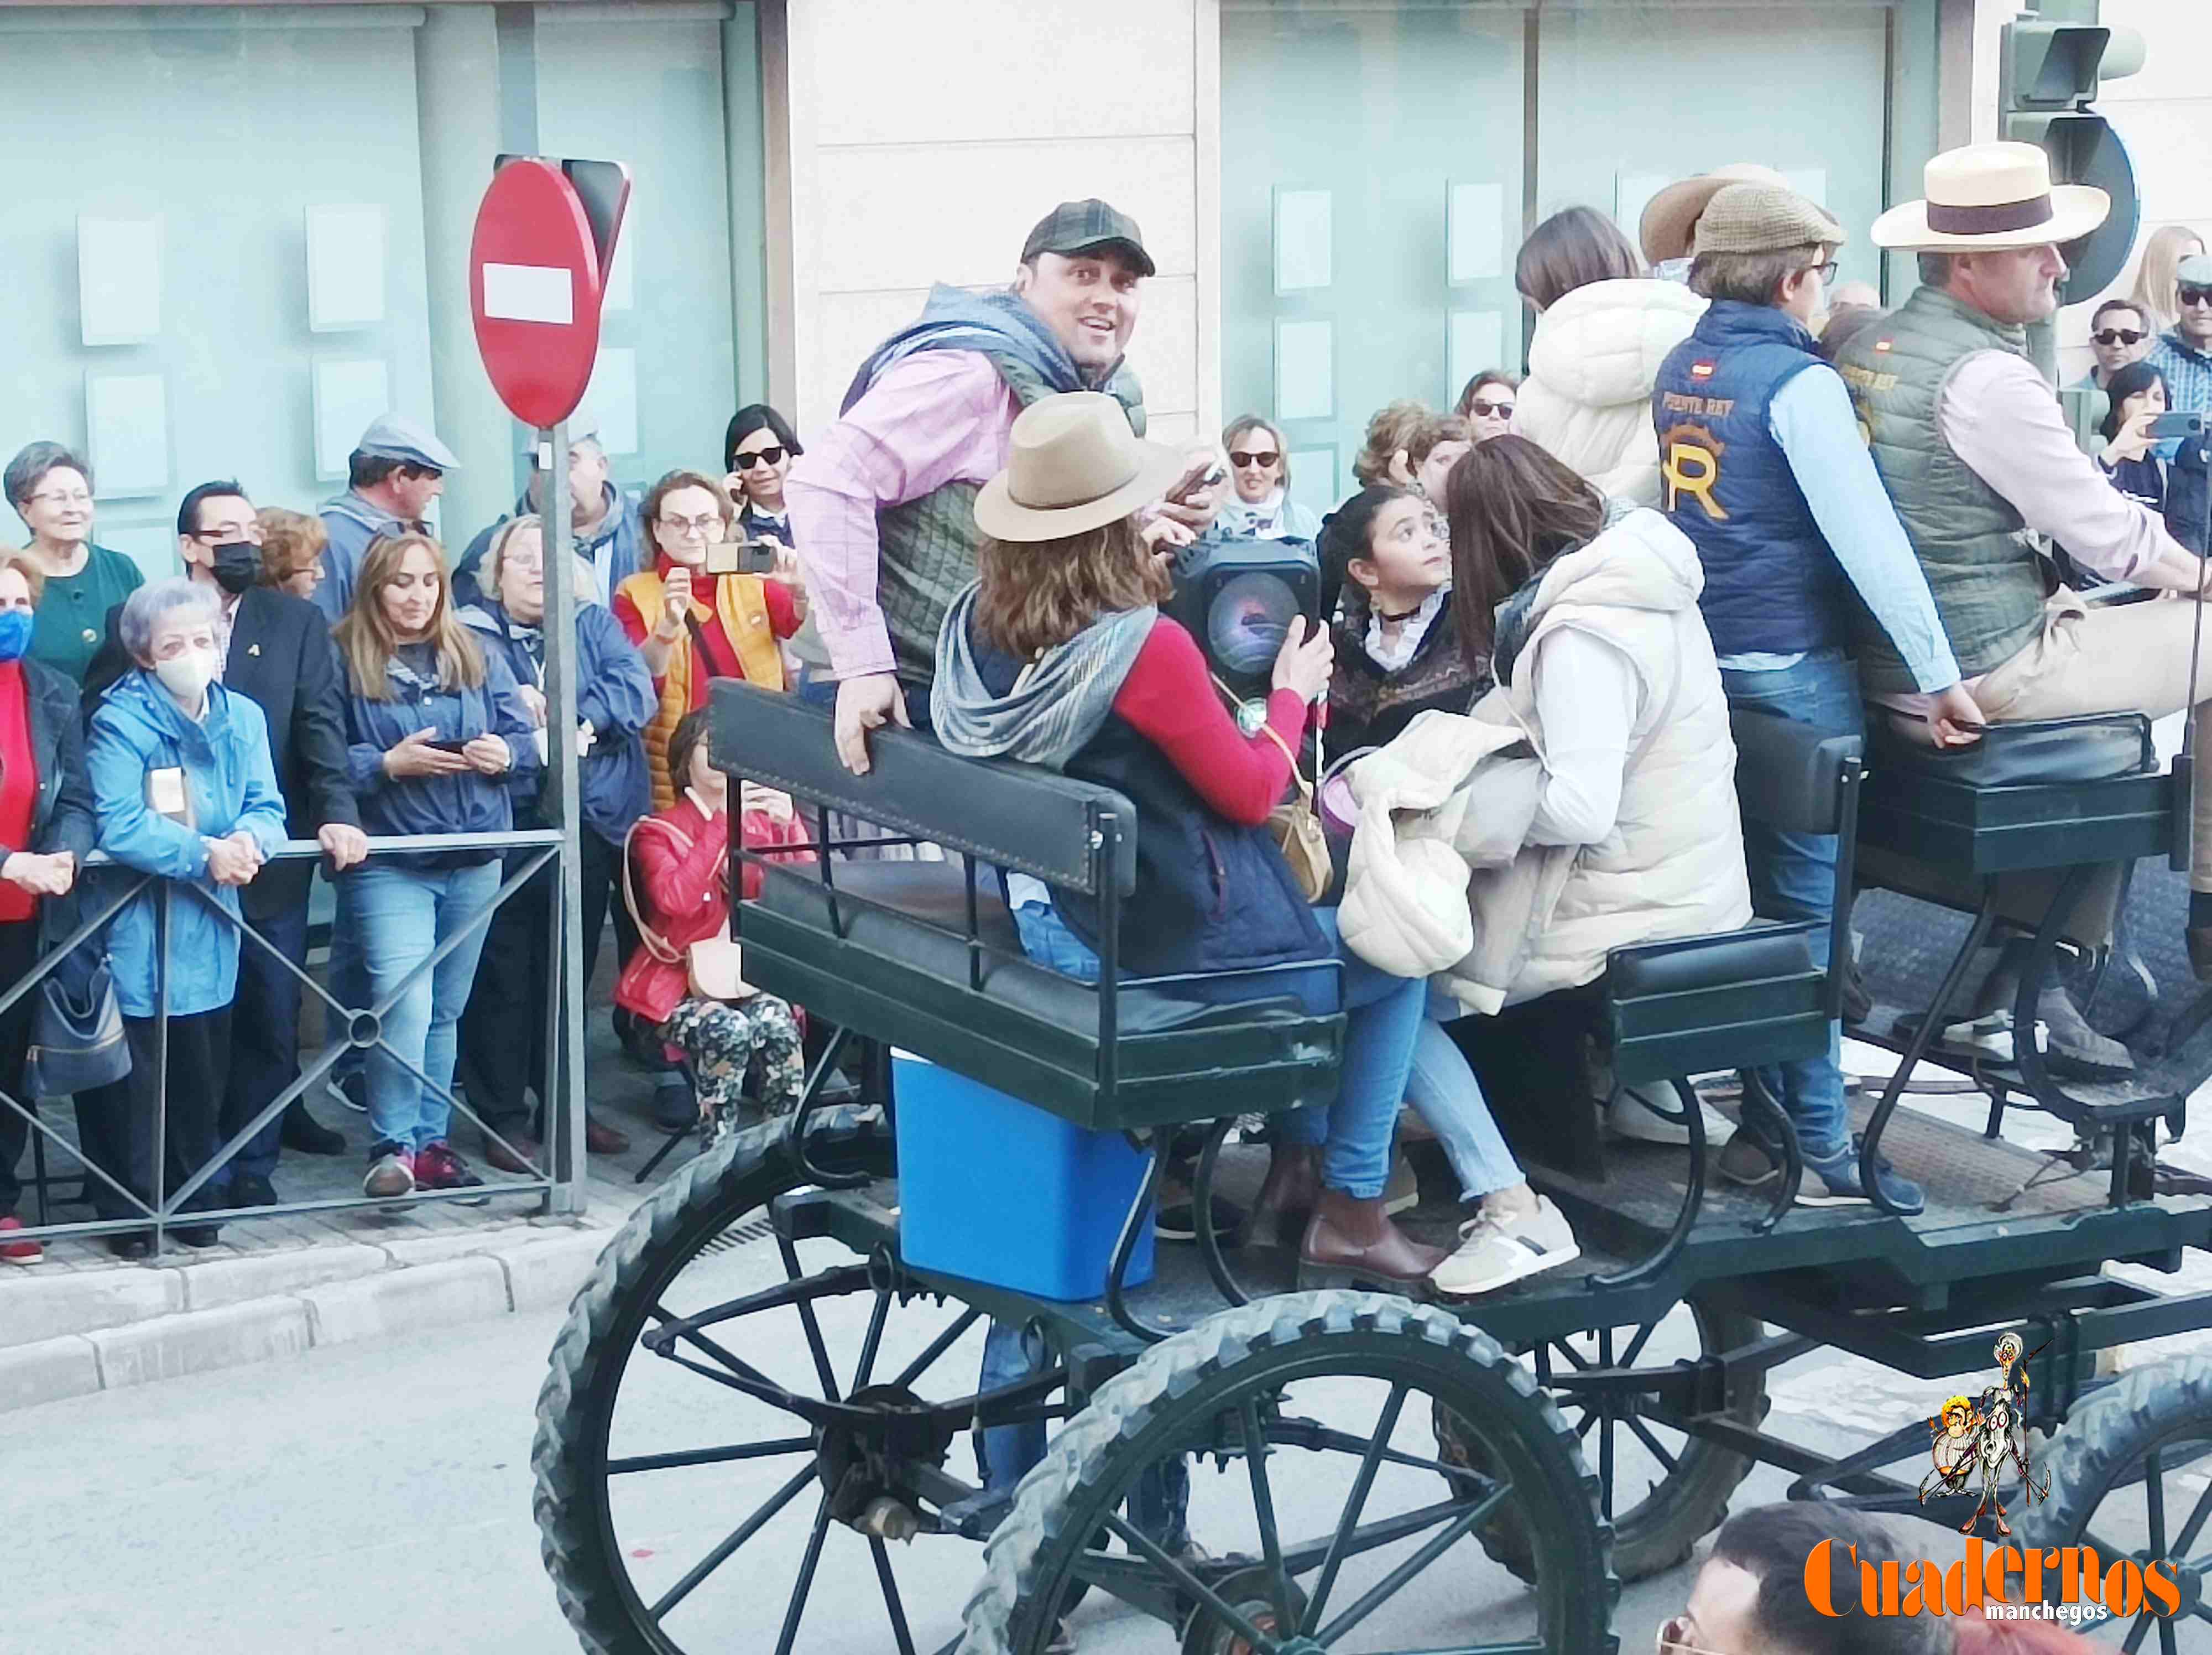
[85,577,288,1255]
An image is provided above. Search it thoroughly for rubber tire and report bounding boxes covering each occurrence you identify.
[2020,1353,2212,1579]
[1438,1299,1764,1585]
[532,1106,894,1655]
[957,1290,1617,1655]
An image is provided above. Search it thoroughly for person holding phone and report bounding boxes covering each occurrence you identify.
[2097,361,2175,514]
[333,532,538,1200]
[612,470,806,811]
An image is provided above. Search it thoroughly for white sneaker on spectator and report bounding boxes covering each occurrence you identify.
[1432,1196,1579,1298]
[1604,1085,1735,1148]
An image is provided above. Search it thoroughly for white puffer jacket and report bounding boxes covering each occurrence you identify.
[1339,508,1750,1010]
[1512,279,1707,507]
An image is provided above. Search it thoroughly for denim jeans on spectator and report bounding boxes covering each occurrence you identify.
[223,899,310,1186]
[1720,651,1859,1158]
[1406,987,1522,1202]
[346,858,502,1152]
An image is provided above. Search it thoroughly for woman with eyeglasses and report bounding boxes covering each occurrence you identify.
[1,443,145,686]
[1453,369,1521,443]
[612,470,806,810]
[1214,414,1321,541]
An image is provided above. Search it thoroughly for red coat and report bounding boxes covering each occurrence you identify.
[616,795,813,1026]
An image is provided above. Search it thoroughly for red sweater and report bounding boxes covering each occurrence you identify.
[1108,618,1310,825]
[0,664,37,924]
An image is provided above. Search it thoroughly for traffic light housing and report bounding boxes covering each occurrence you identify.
[2000,13,2142,296]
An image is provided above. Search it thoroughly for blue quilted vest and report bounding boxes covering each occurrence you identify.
[1652,300,1846,659]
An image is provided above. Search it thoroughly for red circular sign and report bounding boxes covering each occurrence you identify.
[469,159,604,430]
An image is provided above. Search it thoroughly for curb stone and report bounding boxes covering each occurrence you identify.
[86,1298,314,1390]
[0,1335,102,1412]
[298,1255,512,1347]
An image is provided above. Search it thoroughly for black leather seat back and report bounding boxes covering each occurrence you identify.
[1729,705,1863,837]
[711,679,1138,897]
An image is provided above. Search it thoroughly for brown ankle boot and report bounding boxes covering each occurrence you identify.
[1299,1186,1448,1287]
[1246,1143,1322,1247]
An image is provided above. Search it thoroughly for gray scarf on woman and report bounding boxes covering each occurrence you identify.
[931,582,1157,769]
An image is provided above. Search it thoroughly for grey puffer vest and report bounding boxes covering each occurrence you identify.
[1832,285,2047,693]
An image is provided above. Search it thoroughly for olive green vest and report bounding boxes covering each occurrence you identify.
[1832,285,2046,693]
[874,351,1145,688]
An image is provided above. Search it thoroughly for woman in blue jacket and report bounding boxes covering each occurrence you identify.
[87,579,288,1253]
[454,516,654,1168]
[335,532,538,1200]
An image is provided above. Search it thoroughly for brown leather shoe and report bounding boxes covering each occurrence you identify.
[1299,1186,1447,1288]
[1246,1143,1323,1247]
[585,1115,632,1156]
[482,1133,540,1175]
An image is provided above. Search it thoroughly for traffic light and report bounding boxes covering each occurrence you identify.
[2000,7,2142,296]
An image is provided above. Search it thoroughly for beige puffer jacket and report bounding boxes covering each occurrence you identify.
[1339,508,1750,1011]
[1512,279,1707,506]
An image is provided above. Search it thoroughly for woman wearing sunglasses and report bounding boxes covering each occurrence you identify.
[722,404,804,548]
[1214,414,1321,541]
[1453,368,1521,443]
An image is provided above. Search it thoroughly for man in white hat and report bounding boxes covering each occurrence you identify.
[1652,183,1984,1211]
[1833,142,2212,975]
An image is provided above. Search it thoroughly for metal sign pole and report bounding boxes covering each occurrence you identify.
[541,417,589,1214]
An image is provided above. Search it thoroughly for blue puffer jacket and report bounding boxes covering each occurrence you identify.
[87,673,289,1018]
[340,640,542,860]
[457,598,654,846]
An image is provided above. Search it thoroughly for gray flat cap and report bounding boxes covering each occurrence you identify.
[354,412,459,472]
[2177,253,2212,288]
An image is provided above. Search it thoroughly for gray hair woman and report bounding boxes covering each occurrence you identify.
[2,442,147,686]
[85,577,288,1256]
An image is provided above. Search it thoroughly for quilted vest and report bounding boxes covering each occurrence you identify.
[618,567,784,811]
[875,346,1146,687]
[1831,285,2046,693]
[1652,300,1845,658]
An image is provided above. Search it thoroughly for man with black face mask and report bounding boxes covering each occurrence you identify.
[84,480,369,1205]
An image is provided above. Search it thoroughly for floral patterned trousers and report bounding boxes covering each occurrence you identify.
[655,993,806,1151]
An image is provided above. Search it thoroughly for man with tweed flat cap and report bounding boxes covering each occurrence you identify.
[1654,182,1980,1212]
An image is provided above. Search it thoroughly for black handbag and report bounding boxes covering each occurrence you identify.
[24,898,131,1097]
[1875,711,2154,788]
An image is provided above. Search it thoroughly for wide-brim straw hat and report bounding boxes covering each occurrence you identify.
[1640,163,1793,264]
[1871,140,2107,252]
[973,392,1188,542]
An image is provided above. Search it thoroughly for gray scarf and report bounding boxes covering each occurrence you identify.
[932,582,1156,770]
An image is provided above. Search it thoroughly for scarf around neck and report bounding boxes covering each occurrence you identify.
[931,582,1157,770]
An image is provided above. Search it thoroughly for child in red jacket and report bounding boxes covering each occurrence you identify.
[617,709,809,1147]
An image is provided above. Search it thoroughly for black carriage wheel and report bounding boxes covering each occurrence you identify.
[1436,1297,1762,1583]
[535,1106,970,1655]
[2020,1356,2212,1652]
[958,1292,1616,1655]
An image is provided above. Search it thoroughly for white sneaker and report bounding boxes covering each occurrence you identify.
[1604,1085,1736,1148]
[1431,1196,1581,1297]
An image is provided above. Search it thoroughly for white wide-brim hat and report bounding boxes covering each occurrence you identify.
[1871,140,2107,252]
[973,392,1188,542]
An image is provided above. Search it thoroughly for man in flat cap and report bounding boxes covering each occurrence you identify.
[787,197,1217,776]
[1833,143,2212,977]
[314,411,460,622]
[1653,183,1983,1213]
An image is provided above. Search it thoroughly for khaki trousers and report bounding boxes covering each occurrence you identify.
[1974,594,2212,891]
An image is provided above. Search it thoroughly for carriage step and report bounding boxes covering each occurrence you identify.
[937,1486,1014,1540]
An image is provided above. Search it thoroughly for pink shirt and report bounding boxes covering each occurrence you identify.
[785,351,1018,679]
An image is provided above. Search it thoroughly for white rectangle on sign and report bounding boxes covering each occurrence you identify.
[312,358,390,481]
[589,348,639,455]
[1448,310,1505,405]
[482,262,575,326]
[1275,320,1333,423]
[79,217,162,346]
[1448,182,1505,284]
[1274,189,1332,294]
[306,204,387,332]
[85,372,169,498]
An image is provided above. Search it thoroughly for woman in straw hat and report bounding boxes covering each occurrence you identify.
[1829,141,2212,977]
[932,390,1528,1291]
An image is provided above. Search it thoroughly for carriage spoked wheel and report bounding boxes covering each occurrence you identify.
[534,1106,997,1655]
[960,1293,1615,1654]
[2018,1356,2212,1653]
[1434,1297,1762,1583]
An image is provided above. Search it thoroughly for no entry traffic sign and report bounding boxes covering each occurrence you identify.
[469,157,630,430]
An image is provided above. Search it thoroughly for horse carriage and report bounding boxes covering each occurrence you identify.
[530,677,2212,1655]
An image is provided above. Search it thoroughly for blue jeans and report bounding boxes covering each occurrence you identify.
[1407,988,1523,1201]
[345,859,503,1152]
[1720,652,1859,1158]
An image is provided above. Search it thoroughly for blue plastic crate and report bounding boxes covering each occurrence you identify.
[892,1052,1155,1302]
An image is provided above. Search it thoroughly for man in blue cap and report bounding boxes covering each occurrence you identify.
[315,412,460,622]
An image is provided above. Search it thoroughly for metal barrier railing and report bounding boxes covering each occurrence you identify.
[1,827,581,1253]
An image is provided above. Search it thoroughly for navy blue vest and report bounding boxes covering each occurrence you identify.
[1652,301,1847,659]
